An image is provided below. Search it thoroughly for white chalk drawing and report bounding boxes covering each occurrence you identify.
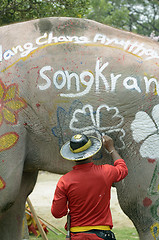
[1,31,159,62]
[38,59,159,96]
[69,104,125,149]
[94,34,159,61]
[131,104,159,159]
[0,33,90,62]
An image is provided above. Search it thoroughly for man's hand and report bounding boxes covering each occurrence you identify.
[102,135,123,162]
[102,135,115,153]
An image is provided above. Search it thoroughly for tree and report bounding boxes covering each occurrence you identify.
[1,0,159,37]
[0,0,90,26]
[87,0,130,30]
[87,0,159,36]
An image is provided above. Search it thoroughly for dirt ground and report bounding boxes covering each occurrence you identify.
[29,171,134,230]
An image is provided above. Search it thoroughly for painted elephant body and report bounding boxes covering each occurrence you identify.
[0,17,159,240]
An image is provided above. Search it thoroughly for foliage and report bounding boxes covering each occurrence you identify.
[87,0,159,36]
[87,0,130,30]
[0,0,159,37]
[0,0,90,26]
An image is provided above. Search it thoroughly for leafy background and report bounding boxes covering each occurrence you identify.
[0,0,159,37]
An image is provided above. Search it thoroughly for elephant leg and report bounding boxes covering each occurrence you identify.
[138,230,159,240]
[0,170,38,240]
[116,181,159,240]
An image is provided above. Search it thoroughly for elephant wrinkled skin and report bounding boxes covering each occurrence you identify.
[0,17,159,240]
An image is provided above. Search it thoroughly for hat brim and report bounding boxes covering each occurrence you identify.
[60,136,102,161]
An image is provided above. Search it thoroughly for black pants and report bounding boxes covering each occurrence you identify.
[73,230,116,240]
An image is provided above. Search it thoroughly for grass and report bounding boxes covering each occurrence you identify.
[29,227,139,240]
[114,228,139,240]
[29,227,66,240]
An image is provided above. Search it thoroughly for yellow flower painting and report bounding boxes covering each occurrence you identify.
[0,176,5,190]
[0,132,19,152]
[0,80,27,126]
[0,131,19,190]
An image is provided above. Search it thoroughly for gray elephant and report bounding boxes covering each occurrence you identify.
[0,17,159,240]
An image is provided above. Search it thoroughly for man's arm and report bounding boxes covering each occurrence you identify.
[51,178,68,218]
[102,135,128,182]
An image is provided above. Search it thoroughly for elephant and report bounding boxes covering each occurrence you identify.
[0,16,159,240]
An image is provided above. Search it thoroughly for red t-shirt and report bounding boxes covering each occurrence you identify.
[51,159,128,229]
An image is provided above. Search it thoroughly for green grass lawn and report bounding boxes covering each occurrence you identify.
[30,227,139,240]
[114,228,139,240]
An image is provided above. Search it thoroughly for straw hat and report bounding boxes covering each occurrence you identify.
[60,134,102,161]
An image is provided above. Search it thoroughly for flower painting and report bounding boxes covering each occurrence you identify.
[0,80,27,126]
[131,104,159,159]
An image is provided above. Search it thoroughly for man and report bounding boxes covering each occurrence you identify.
[51,134,128,240]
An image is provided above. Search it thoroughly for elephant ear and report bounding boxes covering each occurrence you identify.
[131,111,156,143]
